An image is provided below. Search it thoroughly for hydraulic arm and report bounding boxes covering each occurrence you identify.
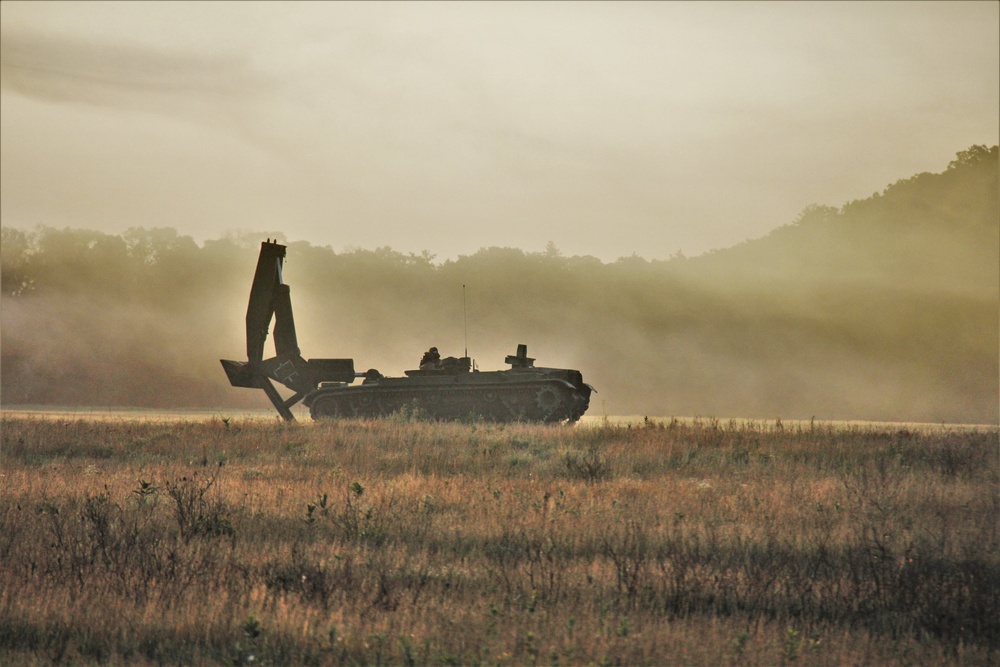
[220,240,355,420]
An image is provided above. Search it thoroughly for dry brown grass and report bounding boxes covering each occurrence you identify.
[1,415,997,665]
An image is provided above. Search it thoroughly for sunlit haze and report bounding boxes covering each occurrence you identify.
[2,1,997,261]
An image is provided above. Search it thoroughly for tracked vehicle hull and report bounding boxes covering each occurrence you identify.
[306,372,591,423]
[221,241,594,423]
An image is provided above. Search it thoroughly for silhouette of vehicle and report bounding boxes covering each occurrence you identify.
[221,240,594,422]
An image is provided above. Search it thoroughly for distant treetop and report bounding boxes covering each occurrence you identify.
[948,144,998,170]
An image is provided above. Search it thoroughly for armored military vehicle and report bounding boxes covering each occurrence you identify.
[221,241,593,423]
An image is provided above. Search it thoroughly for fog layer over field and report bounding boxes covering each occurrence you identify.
[2,148,997,424]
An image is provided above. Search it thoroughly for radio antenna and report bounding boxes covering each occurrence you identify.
[463,284,468,358]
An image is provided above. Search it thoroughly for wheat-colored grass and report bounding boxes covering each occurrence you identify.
[1,416,997,665]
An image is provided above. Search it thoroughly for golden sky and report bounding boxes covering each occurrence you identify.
[2,1,997,261]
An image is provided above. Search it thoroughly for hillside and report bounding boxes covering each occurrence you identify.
[641,144,999,422]
[1,146,997,423]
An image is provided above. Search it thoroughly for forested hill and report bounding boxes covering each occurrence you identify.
[681,144,998,290]
[2,146,997,423]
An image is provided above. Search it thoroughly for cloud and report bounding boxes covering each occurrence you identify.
[1,28,257,107]
[0,2,996,262]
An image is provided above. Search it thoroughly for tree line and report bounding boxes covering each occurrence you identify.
[2,146,996,422]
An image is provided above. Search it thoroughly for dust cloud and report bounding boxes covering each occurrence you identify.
[1,148,997,424]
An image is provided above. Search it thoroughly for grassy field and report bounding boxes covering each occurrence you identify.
[1,415,997,665]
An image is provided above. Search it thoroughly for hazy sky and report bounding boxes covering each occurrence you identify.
[2,1,997,262]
